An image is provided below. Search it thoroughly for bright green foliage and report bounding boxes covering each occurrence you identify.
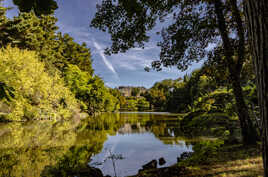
[0,9,118,117]
[109,88,126,108]
[137,97,150,111]
[64,65,119,114]
[191,88,235,113]
[144,69,223,113]
[0,47,78,121]
[143,79,175,111]
[144,89,167,111]
[13,0,58,16]
[143,71,212,112]
[126,99,138,111]
[85,76,119,113]
[120,97,150,111]
[180,140,224,166]
[64,65,93,111]
[0,12,93,74]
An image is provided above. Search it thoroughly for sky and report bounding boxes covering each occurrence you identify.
[3,0,202,88]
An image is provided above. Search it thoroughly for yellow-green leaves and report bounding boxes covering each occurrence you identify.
[64,64,120,114]
[0,46,78,121]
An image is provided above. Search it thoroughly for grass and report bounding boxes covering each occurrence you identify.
[182,144,263,177]
[186,156,263,177]
[130,144,264,177]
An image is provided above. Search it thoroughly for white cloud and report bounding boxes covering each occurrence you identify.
[93,41,119,79]
[109,48,156,71]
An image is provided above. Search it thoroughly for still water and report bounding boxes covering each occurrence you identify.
[0,112,193,177]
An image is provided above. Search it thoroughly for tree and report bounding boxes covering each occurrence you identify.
[0,6,119,115]
[0,12,60,64]
[0,11,94,75]
[57,33,94,75]
[137,97,150,111]
[91,0,258,145]
[244,0,268,175]
[13,0,58,16]
[131,87,140,97]
[64,65,119,114]
[0,46,78,121]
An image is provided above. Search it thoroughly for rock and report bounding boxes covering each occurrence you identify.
[142,159,157,170]
[133,166,188,177]
[158,157,166,166]
[78,167,104,177]
[177,157,181,163]
[180,152,193,160]
[177,152,193,163]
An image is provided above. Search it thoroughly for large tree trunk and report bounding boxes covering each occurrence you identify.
[214,0,258,146]
[244,0,268,176]
[230,72,259,145]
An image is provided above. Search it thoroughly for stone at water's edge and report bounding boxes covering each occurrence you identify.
[142,160,157,170]
[77,167,104,177]
[177,151,193,163]
[159,157,166,166]
[129,166,188,177]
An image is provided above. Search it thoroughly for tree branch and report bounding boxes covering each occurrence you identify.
[230,0,245,73]
[214,0,235,69]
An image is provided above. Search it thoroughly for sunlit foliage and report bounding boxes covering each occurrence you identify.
[0,4,119,117]
[0,47,78,121]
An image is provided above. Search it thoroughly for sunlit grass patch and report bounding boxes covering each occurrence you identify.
[184,146,263,177]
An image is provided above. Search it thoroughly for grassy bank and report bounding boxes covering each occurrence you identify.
[130,144,263,177]
[182,144,263,177]
[130,109,263,177]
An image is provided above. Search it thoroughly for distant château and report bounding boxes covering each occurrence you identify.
[117,86,147,97]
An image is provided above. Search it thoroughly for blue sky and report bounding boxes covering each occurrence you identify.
[3,0,202,88]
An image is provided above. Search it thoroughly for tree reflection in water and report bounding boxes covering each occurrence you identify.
[0,112,194,177]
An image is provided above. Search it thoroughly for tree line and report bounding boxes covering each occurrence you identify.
[2,0,268,175]
[0,0,121,121]
[90,0,268,175]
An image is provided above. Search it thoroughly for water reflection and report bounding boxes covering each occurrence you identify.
[89,113,192,176]
[0,112,193,177]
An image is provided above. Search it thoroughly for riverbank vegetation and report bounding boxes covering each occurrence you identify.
[130,144,263,177]
[91,0,267,175]
[0,0,267,176]
[128,66,263,176]
[0,2,121,121]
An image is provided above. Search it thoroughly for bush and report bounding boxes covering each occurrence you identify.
[180,140,224,166]
[64,65,119,113]
[0,47,78,121]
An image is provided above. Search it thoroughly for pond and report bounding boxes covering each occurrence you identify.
[0,112,193,177]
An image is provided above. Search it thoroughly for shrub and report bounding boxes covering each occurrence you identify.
[0,46,78,121]
[180,140,224,166]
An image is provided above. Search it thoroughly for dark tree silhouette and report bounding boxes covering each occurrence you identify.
[13,0,58,16]
[91,0,258,145]
[244,0,268,175]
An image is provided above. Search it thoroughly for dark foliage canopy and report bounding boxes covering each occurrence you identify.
[91,0,243,72]
[13,0,58,16]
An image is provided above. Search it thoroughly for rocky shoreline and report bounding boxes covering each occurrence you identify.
[84,152,193,177]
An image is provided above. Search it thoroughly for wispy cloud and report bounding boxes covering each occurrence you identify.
[49,0,202,88]
[109,46,157,71]
[93,41,119,79]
